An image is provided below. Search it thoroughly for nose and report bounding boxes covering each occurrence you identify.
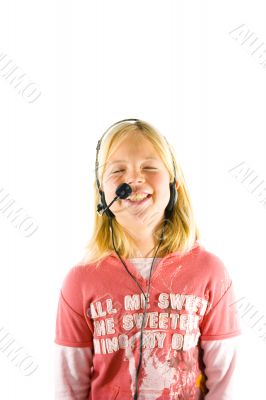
[126,169,145,185]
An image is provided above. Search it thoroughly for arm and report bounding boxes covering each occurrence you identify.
[54,344,93,399]
[54,266,95,399]
[198,258,242,399]
[200,336,240,400]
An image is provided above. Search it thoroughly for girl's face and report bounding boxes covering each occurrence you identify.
[101,131,171,231]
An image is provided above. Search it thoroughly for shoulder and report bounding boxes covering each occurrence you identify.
[192,242,232,288]
[60,261,98,294]
[60,253,116,295]
[57,261,100,316]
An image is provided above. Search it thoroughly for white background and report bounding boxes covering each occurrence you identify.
[0,0,266,398]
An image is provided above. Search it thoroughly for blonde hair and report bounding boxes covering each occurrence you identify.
[81,119,200,267]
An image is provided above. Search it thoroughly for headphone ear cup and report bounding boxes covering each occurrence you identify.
[165,181,178,217]
[98,190,115,219]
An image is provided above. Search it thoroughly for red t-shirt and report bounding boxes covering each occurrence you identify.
[54,240,241,399]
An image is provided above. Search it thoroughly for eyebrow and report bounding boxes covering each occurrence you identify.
[109,156,158,165]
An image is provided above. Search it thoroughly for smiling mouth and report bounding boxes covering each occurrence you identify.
[123,193,152,206]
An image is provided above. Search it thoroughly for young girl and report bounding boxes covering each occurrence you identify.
[54,119,241,400]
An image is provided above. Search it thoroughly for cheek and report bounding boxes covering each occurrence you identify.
[154,175,170,191]
[155,177,171,203]
[102,175,121,204]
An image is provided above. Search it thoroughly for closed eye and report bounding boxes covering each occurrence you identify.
[112,167,157,174]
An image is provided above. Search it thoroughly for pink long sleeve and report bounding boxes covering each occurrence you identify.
[54,344,93,399]
[200,336,240,399]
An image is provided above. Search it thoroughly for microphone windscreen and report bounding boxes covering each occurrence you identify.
[115,183,132,199]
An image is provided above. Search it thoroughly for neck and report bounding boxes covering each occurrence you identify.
[130,247,157,258]
[117,217,166,258]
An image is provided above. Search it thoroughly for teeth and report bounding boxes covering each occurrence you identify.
[128,193,149,202]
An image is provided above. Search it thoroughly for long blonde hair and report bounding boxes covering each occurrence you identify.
[81,119,200,267]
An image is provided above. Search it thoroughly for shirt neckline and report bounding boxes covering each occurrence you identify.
[128,257,163,260]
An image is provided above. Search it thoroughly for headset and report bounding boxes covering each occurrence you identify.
[94,118,178,399]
